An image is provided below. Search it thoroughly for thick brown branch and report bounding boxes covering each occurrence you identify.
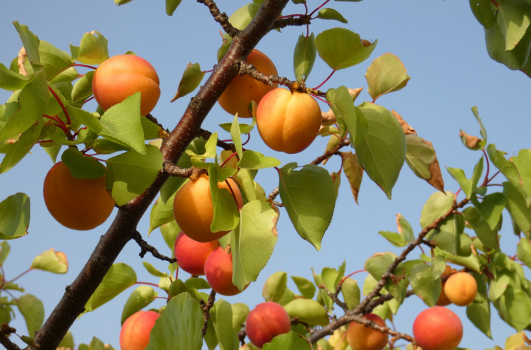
[198,0,240,37]
[131,231,177,264]
[272,15,311,29]
[200,290,217,336]
[163,164,207,180]
[198,128,232,151]
[0,325,22,350]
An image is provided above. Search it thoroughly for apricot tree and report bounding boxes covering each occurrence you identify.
[0,1,531,350]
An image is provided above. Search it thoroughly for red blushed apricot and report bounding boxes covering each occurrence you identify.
[174,231,219,276]
[218,49,278,118]
[245,302,291,348]
[120,311,160,350]
[444,272,478,306]
[257,88,321,154]
[413,307,463,350]
[347,314,389,350]
[204,247,248,296]
[92,55,160,116]
[43,162,115,230]
[173,175,243,243]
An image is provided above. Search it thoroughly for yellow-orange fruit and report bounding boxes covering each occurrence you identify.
[92,55,160,116]
[257,88,321,154]
[205,247,248,296]
[245,302,291,348]
[173,175,243,243]
[347,314,389,350]
[436,266,453,306]
[413,307,463,350]
[43,161,115,230]
[174,231,219,276]
[120,311,159,350]
[444,272,478,306]
[218,49,278,118]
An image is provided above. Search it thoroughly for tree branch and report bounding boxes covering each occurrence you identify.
[319,284,348,313]
[131,231,177,264]
[200,290,217,336]
[163,164,207,180]
[30,1,290,349]
[272,15,311,30]
[198,0,240,37]
[0,325,22,350]
[198,128,232,151]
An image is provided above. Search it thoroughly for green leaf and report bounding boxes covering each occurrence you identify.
[341,278,360,310]
[512,149,531,204]
[342,151,363,204]
[70,45,80,61]
[40,41,73,81]
[85,263,137,313]
[186,132,217,160]
[232,303,249,333]
[317,8,348,23]
[30,248,68,274]
[447,157,483,199]
[146,293,203,350]
[426,214,464,254]
[326,86,368,143]
[262,332,312,350]
[0,70,48,143]
[462,206,499,249]
[78,31,109,64]
[149,195,177,234]
[121,286,157,325]
[291,276,316,299]
[471,192,506,230]
[171,63,205,101]
[211,300,238,350]
[51,67,79,84]
[0,193,30,240]
[378,231,407,247]
[160,221,180,253]
[496,0,531,51]
[184,278,210,290]
[17,294,44,337]
[487,144,528,204]
[0,63,30,91]
[470,0,497,28]
[293,33,316,82]
[410,263,441,307]
[13,21,41,64]
[420,191,454,229]
[106,146,163,206]
[405,134,437,178]
[61,147,106,179]
[354,103,406,199]
[467,272,492,338]
[217,34,232,62]
[141,116,162,140]
[204,318,218,350]
[283,299,329,326]
[263,272,288,303]
[100,93,147,155]
[517,237,531,268]
[434,247,481,272]
[499,288,531,331]
[314,28,377,70]
[0,242,10,266]
[91,138,131,155]
[115,0,134,5]
[279,163,336,250]
[229,3,260,30]
[166,0,183,15]
[209,166,240,234]
[364,252,397,280]
[230,115,243,160]
[231,200,279,291]
[143,261,168,278]
[365,53,410,102]
[72,70,94,101]
[238,150,281,169]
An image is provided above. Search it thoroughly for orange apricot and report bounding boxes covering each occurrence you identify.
[43,161,115,230]
[257,88,321,154]
[413,307,463,350]
[245,302,291,348]
[436,265,453,306]
[120,311,159,350]
[347,314,389,350]
[204,247,248,296]
[444,272,478,306]
[218,49,278,118]
[92,54,160,116]
[173,174,243,243]
[173,231,219,276]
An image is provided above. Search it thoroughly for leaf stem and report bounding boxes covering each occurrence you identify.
[48,86,72,125]
[242,133,251,146]
[72,63,97,70]
[220,151,238,168]
[339,269,366,285]
[309,0,330,17]
[8,268,33,284]
[482,149,490,186]
[312,69,336,90]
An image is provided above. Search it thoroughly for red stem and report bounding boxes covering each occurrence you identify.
[82,96,95,106]
[203,69,214,74]
[73,127,87,139]
[8,268,33,284]
[48,86,72,125]
[311,93,332,105]
[482,149,490,186]
[339,269,366,285]
[278,14,305,19]
[487,170,501,184]
[242,133,251,146]
[220,151,238,168]
[303,2,308,15]
[73,63,97,70]
[312,69,336,90]
[42,114,66,127]
[309,0,330,16]
[134,282,161,288]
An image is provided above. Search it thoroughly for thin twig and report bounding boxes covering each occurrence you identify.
[198,0,240,37]
[0,325,23,350]
[319,284,348,313]
[200,290,217,336]
[131,231,177,263]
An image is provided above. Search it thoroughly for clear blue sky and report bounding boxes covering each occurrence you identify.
[1,1,530,349]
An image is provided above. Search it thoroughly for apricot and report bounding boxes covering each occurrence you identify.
[444,272,478,306]
[257,88,321,154]
[347,314,389,350]
[436,265,452,306]
[173,174,243,243]
[120,311,159,350]
[329,326,348,350]
[245,302,291,348]
[218,49,278,118]
[92,54,160,116]
[204,247,247,296]
[43,161,115,230]
[173,231,219,276]
[413,307,463,350]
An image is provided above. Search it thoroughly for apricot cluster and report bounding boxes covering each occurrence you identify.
[437,266,478,307]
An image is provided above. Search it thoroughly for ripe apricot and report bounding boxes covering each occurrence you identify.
[257,88,321,154]
[173,231,219,276]
[43,161,115,230]
[204,247,247,296]
[245,302,291,348]
[413,307,463,350]
[92,54,160,116]
[218,49,278,118]
[120,311,159,350]
[173,174,243,243]
[444,272,478,306]
[436,265,452,306]
[347,314,389,350]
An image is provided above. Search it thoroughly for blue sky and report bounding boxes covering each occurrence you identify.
[1,1,530,349]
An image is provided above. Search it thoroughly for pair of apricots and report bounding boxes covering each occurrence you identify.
[436,266,478,307]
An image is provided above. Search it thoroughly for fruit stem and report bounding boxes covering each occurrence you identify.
[309,0,330,17]
[312,69,336,90]
[72,63,97,70]
[7,268,33,284]
[48,86,72,125]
